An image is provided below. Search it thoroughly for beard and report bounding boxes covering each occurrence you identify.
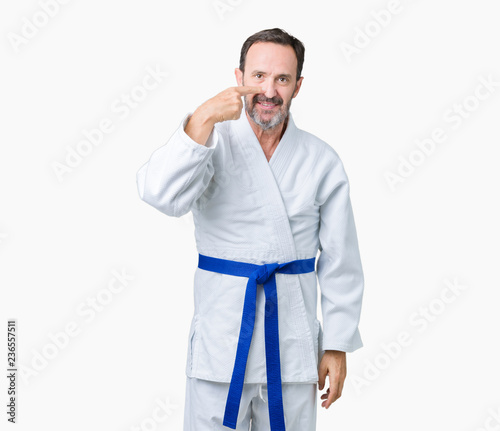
[242,81,295,131]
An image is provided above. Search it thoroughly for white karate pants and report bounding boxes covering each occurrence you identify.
[183,376,317,430]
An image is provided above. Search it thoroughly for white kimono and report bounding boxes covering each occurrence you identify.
[136,109,364,384]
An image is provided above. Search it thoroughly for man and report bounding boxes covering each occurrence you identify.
[136,28,364,431]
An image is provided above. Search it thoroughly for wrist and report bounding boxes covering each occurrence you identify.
[191,105,217,127]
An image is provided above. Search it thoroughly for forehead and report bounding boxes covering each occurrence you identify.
[244,42,297,77]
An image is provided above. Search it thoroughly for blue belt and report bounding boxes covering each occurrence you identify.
[197,253,316,431]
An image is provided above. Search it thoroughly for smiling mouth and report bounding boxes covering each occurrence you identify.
[257,102,278,110]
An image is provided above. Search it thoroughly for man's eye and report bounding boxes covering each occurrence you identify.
[255,74,263,79]
[279,77,288,83]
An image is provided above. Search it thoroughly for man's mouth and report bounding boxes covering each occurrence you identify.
[257,102,278,110]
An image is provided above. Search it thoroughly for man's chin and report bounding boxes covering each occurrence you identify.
[251,115,281,130]
[249,107,287,129]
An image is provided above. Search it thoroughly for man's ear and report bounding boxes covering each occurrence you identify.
[235,68,243,86]
[293,76,304,98]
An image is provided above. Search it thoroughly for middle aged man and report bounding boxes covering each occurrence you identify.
[136,28,364,431]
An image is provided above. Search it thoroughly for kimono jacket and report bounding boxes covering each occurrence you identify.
[136,108,364,384]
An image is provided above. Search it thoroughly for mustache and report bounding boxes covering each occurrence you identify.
[252,95,283,105]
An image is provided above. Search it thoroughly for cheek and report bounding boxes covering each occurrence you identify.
[246,95,257,106]
[280,89,295,103]
[289,86,299,98]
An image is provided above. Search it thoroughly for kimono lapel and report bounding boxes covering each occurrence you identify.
[229,109,318,377]
[268,113,299,185]
[230,109,299,262]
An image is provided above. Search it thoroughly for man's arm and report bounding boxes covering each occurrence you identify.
[316,153,364,408]
[185,86,263,146]
[136,85,263,216]
[184,109,216,147]
[136,112,218,217]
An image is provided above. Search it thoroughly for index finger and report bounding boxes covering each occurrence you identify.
[234,86,263,95]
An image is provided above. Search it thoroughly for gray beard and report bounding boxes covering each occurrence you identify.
[242,81,295,131]
[245,98,292,131]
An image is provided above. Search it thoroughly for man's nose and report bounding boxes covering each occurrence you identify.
[262,80,277,99]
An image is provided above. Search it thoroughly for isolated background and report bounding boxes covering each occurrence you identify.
[1,0,500,430]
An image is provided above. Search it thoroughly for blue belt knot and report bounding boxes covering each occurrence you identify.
[252,262,280,284]
[197,253,316,431]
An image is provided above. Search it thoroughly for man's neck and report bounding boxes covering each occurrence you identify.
[246,112,289,162]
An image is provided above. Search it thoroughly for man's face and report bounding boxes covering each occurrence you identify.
[236,42,303,131]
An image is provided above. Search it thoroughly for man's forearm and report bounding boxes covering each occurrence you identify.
[184,107,216,146]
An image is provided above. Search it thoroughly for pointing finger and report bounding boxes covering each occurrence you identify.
[234,86,263,95]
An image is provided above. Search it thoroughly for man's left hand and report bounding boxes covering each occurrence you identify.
[318,350,347,409]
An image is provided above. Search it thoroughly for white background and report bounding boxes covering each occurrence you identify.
[1,0,500,430]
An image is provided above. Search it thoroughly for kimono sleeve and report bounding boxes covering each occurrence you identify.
[136,112,218,217]
[316,153,364,353]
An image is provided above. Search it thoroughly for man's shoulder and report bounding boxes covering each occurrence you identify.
[296,126,343,167]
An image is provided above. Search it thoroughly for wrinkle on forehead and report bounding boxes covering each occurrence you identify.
[245,42,297,79]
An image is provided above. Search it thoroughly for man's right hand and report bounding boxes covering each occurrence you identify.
[185,86,263,146]
[201,86,263,123]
